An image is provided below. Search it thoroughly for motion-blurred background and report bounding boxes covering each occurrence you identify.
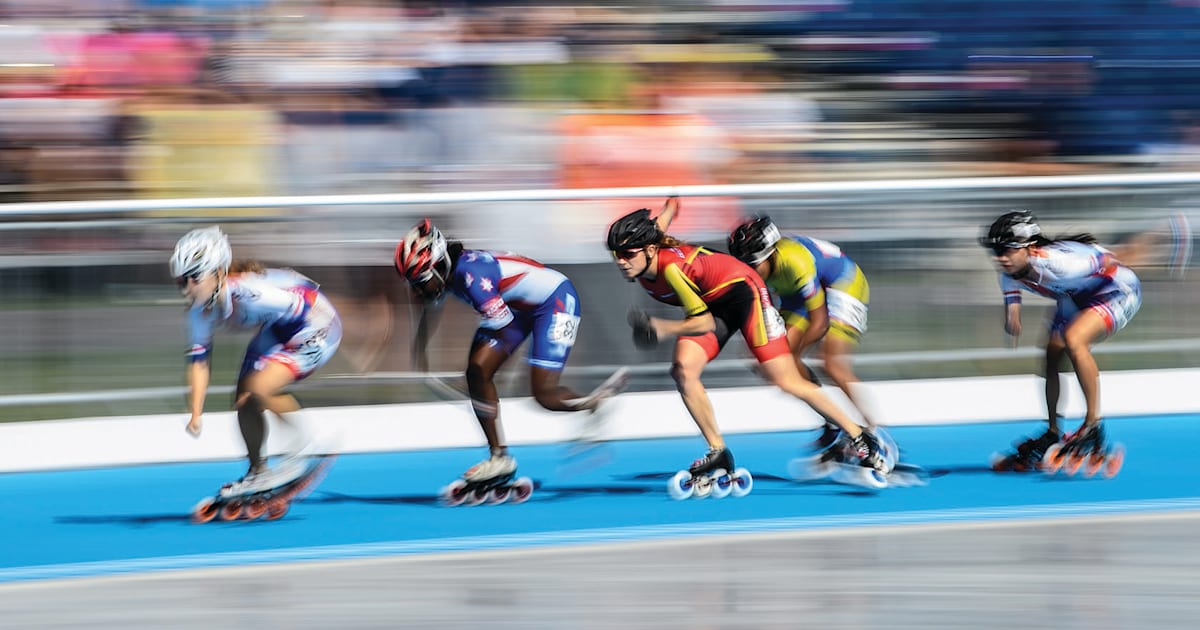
[1,0,1198,422]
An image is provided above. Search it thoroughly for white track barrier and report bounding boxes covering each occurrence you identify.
[2,368,1197,473]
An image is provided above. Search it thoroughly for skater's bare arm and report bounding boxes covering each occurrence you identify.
[655,195,680,233]
[653,312,716,338]
[412,300,444,371]
[1004,303,1022,344]
[186,361,210,437]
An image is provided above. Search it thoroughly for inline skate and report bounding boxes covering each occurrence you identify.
[192,454,335,523]
[1042,421,1124,479]
[791,427,918,489]
[667,447,753,500]
[440,454,534,506]
[990,428,1061,472]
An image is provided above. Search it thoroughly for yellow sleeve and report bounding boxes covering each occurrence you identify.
[771,244,824,311]
[663,263,709,317]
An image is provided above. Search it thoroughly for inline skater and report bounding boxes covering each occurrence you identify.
[607,205,893,497]
[396,219,627,505]
[172,226,341,519]
[980,210,1139,476]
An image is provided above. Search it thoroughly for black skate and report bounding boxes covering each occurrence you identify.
[192,454,335,523]
[790,427,902,489]
[810,422,843,451]
[990,429,1061,473]
[788,426,851,482]
[441,455,534,506]
[1042,422,1125,479]
[668,447,753,500]
[830,430,892,489]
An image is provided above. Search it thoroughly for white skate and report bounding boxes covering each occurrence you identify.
[463,454,517,483]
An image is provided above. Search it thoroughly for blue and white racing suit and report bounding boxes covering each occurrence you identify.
[186,268,342,380]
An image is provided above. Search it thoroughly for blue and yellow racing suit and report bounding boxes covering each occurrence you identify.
[765,236,869,343]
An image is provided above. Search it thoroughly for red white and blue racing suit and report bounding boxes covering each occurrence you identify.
[447,250,580,371]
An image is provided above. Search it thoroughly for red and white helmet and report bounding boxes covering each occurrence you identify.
[395,219,450,287]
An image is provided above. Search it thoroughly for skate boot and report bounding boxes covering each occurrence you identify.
[441,453,534,507]
[816,430,891,489]
[219,463,268,498]
[990,428,1061,472]
[788,425,851,482]
[850,430,893,475]
[1042,421,1125,478]
[667,447,753,500]
[809,421,843,452]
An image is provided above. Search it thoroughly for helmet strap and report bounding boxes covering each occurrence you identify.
[203,270,226,310]
[633,248,653,280]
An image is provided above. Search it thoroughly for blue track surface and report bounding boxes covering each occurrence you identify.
[2,415,1198,583]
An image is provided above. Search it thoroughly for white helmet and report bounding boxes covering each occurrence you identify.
[170,226,231,279]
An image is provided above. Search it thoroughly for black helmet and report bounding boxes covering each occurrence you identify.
[727,215,782,265]
[980,210,1041,253]
[607,208,661,251]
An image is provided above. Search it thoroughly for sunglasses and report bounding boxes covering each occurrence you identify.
[409,275,445,300]
[988,243,1028,256]
[175,271,204,289]
[612,248,644,261]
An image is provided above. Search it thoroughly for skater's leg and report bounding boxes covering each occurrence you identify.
[238,361,309,462]
[784,322,821,385]
[672,338,723,450]
[465,338,510,456]
[822,335,876,428]
[1062,309,1110,427]
[1043,336,1067,434]
[235,391,268,474]
[530,367,589,411]
[758,353,864,439]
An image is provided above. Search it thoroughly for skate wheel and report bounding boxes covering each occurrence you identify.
[487,486,510,505]
[861,468,888,489]
[463,487,489,507]
[667,470,694,501]
[989,452,1012,472]
[219,499,243,521]
[1042,443,1065,474]
[243,497,268,520]
[265,498,289,521]
[440,479,470,507]
[508,477,534,504]
[1083,451,1106,478]
[710,469,733,499]
[1064,451,1086,476]
[191,497,219,524]
[730,467,753,498]
[834,466,887,489]
[1102,444,1125,479]
[692,474,713,499]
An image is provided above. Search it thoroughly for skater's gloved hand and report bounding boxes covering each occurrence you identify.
[627,308,658,350]
[186,414,203,438]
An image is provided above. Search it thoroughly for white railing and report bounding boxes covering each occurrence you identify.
[2,171,1200,216]
[3,172,1198,410]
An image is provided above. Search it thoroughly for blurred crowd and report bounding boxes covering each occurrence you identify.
[1,0,1199,209]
